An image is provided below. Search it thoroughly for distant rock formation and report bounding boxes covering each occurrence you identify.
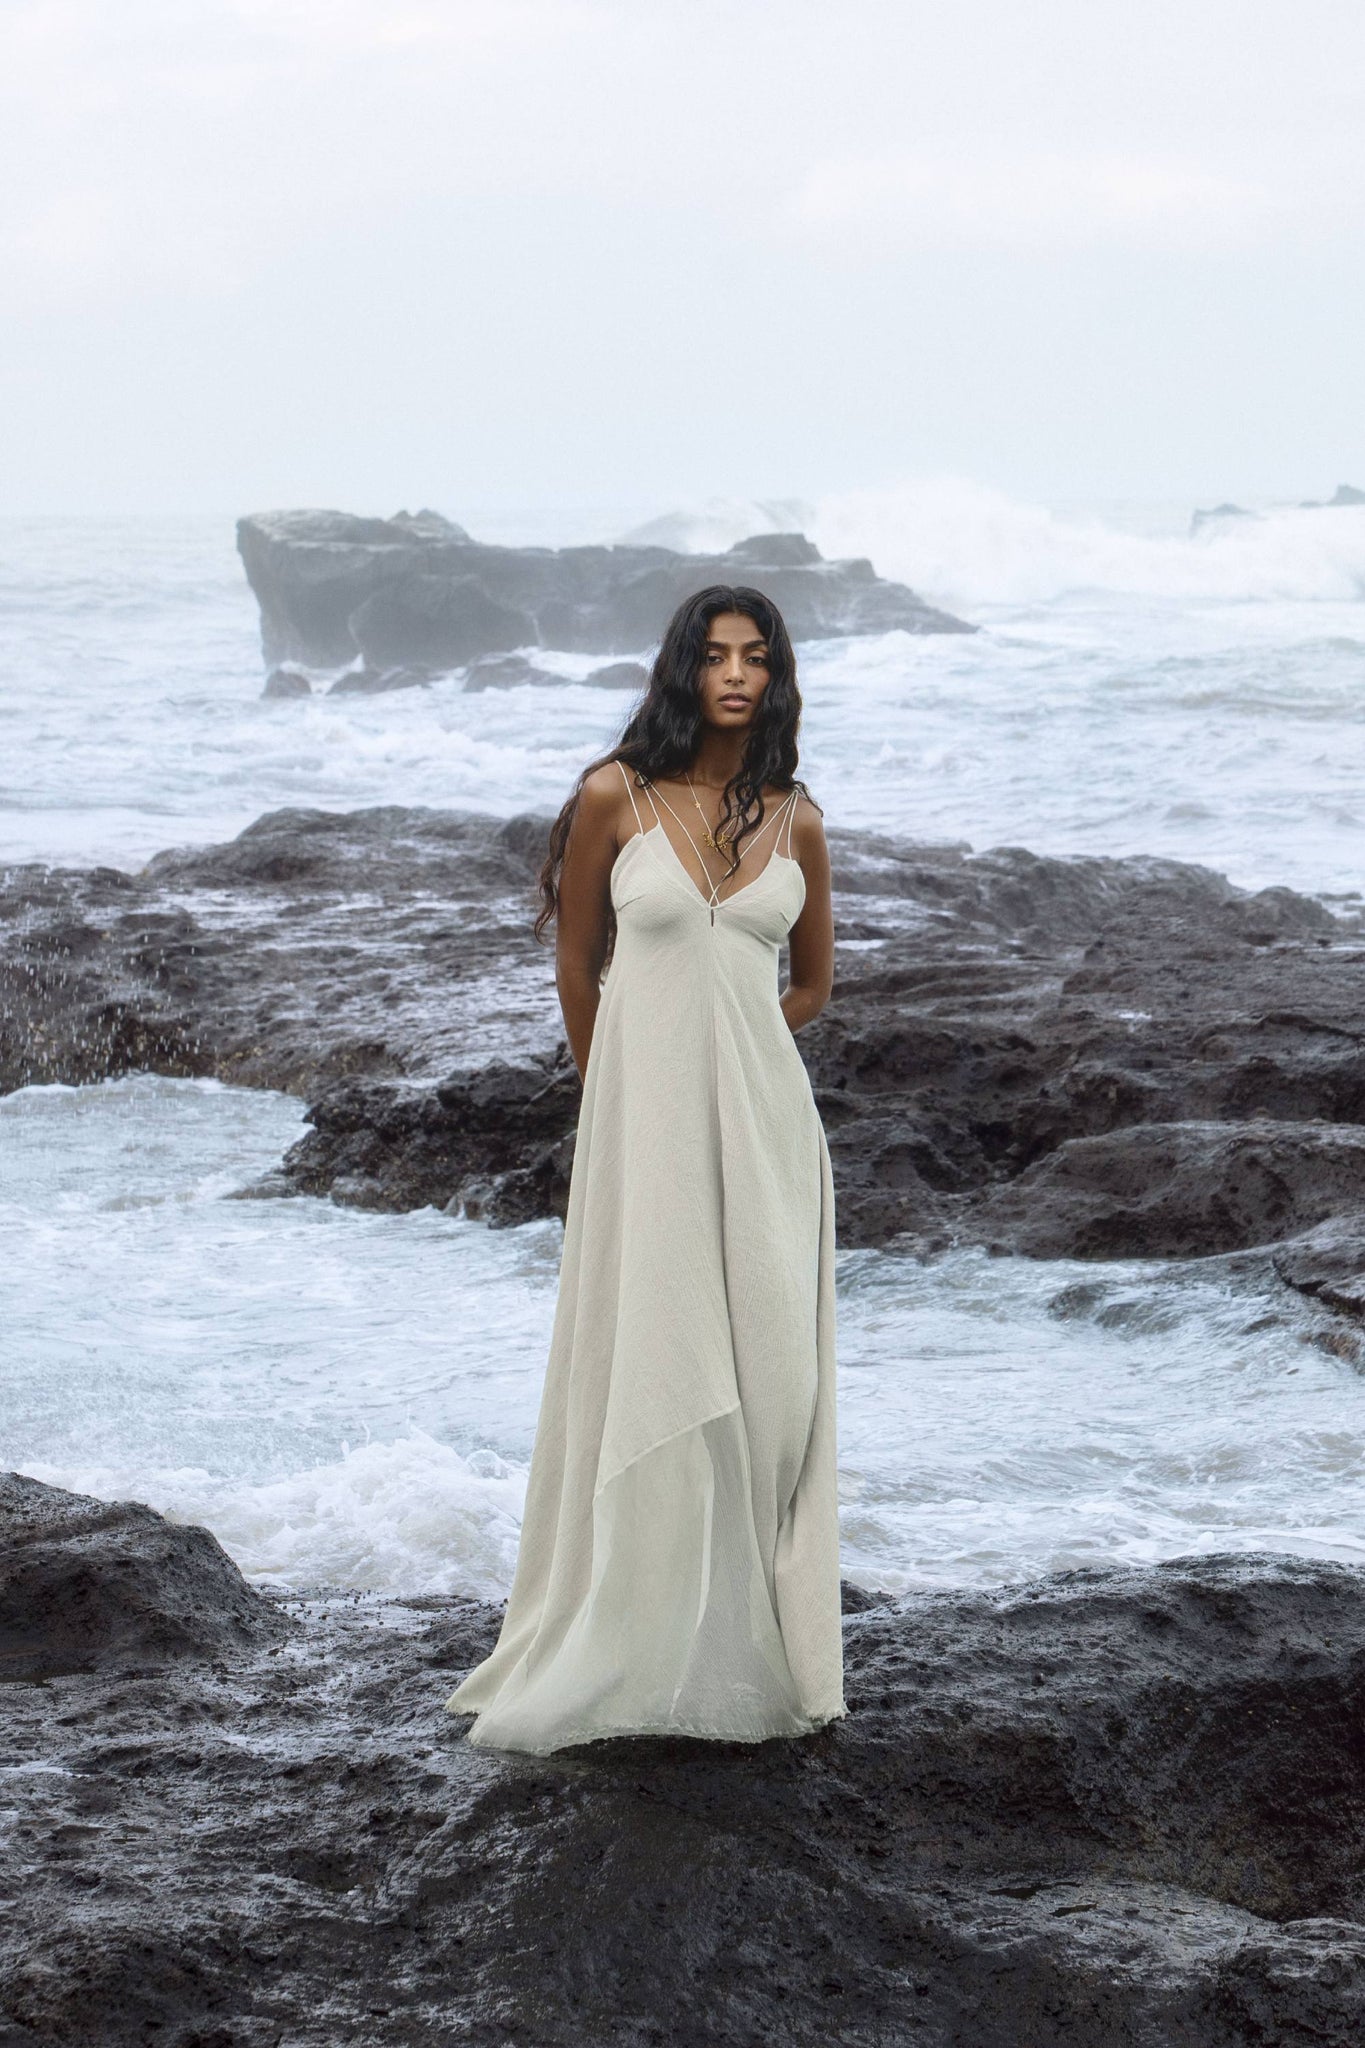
[327,665,432,696]
[1190,484,1365,536]
[236,509,975,672]
[1302,483,1365,509]
[463,653,564,691]
[459,654,647,692]
[262,663,312,698]
[584,659,650,690]
[1189,501,1254,537]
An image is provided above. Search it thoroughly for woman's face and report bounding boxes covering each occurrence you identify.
[697,611,771,733]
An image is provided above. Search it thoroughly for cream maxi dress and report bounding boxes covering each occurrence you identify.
[444,762,846,1754]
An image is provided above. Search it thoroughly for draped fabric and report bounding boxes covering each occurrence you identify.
[444,772,845,1754]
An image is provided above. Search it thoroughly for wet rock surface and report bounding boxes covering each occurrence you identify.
[261,663,312,698]
[461,655,648,692]
[236,509,975,670]
[968,1118,1365,1259]
[584,658,649,690]
[4,806,1365,1275]
[799,839,1363,1260]
[326,665,433,696]
[4,1475,1365,2046]
[462,652,565,691]
[0,805,562,1099]
[0,1473,293,1683]
[1274,1211,1365,1321]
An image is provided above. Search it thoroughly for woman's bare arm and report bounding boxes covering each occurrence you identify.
[555,767,626,1080]
[782,797,834,1032]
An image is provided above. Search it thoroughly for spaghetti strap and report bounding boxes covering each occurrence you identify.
[641,779,802,913]
[780,788,800,860]
[616,758,649,839]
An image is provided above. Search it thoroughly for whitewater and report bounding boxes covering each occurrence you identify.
[4,481,1365,1597]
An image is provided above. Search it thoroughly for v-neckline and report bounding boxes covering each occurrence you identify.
[658,822,793,908]
[640,781,799,911]
[624,822,795,910]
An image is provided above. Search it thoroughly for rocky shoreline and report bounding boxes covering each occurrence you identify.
[4,803,1365,1309]
[8,810,1365,2038]
[5,1470,1365,2046]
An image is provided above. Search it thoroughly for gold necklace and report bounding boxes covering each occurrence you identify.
[684,771,734,858]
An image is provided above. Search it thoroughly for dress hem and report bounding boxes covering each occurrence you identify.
[444,1697,849,1758]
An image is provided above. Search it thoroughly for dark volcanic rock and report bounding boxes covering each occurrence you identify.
[0,1473,293,1680]
[584,658,649,690]
[799,841,1361,1258]
[1274,1211,1365,1320]
[4,806,1365,1266]
[349,574,533,667]
[236,509,975,669]
[970,1119,1365,1259]
[277,1056,581,1224]
[327,665,433,695]
[262,663,312,698]
[3,1476,1365,2044]
[463,652,564,690]
[0,806,560,1099]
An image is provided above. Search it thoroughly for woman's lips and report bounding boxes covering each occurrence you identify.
[719,695,749,708]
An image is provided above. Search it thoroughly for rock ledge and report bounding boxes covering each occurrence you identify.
[4,1475,1365,2045]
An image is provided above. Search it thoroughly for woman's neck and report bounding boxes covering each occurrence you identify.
[688,729,747,787]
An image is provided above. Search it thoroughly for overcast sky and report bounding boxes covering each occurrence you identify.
[2,0,1363,516]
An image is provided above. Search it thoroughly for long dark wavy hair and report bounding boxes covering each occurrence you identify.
[535,584,810,939]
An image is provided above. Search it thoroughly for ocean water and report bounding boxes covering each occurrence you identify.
[3,485,1365,1596]
[2,488,1364,895]
[6,1076,1361,1597]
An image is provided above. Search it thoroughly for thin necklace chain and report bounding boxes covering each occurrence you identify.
[683,771,733,857]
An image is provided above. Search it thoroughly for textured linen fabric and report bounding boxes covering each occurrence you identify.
[444,771,846,1754]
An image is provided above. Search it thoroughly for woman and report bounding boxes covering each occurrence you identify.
[444,584,845,1754]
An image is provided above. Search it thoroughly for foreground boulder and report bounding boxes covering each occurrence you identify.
[0,1472,293,1680]
[2,1475,1365,2044]
[270,1056,581,1224]
[236,509,975,670]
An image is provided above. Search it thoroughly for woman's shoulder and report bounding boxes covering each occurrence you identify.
[580,759,635,808]
[780,782,825,825]
[782,784,827,865]
[581,757,634,794]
